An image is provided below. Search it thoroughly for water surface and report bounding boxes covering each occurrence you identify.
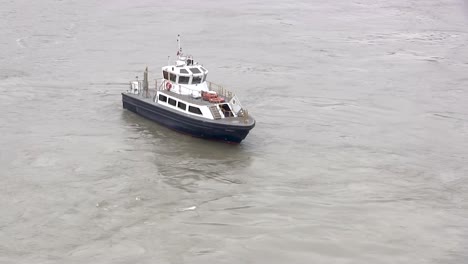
[1,0,468,263]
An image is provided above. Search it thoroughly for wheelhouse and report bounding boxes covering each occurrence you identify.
[162,62,208,86]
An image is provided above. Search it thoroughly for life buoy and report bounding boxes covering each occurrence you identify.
[166,82,172,90]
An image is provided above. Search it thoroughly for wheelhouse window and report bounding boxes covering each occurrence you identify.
[180,69,189,74]
[170,73,177,82]
[163,71,169,80]
[189,67,201,74]
[179,76,190,84]
[192,76,202,84]
[202,74,207,82]
[188,106,202,115]
[158,94,167,102]
[178,101,186,110]
[168,98,176,106]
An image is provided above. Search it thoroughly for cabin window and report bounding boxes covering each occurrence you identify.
[168,98,176,106]
[188,106,202,115]
[189,67,201,74]
[200,66,207,73]
[180,69,189,74]
[170,73,177,82]
[202,74,207,82]
[192,76,202,84]
[179,76,190,84]
[178,101,186,110]
[159,94,167,102]
[163,71,169,80]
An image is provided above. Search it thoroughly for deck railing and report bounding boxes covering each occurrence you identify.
[153,79,233,98]
[206,81,235,100]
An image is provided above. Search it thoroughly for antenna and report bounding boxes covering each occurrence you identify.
[177,34,182,56]
[167,56,170,65]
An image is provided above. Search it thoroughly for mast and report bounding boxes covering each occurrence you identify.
[177,34,182,57]
[143,66,149,97]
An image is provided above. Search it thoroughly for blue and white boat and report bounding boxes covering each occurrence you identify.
[122,36,255,143]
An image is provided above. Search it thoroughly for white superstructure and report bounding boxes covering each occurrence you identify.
[128,35,249,121]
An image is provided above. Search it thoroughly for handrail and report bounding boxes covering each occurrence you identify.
[154,78,203,99]
[153,78,233,97]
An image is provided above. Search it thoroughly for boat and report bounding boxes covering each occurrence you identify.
[121,35,255,143]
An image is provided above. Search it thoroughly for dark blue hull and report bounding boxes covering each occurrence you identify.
[122,93,255,143]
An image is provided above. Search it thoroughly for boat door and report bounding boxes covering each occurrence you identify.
[229,95,243,115]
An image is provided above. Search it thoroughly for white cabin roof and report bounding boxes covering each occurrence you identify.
[162,64,208,76]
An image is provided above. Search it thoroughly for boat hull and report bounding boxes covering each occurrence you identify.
[122,93,255,143]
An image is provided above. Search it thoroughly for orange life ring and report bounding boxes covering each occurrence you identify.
[166,82,172,90]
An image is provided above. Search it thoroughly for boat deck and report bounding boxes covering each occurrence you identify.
[152,78,235,104]
[157,90,233,106]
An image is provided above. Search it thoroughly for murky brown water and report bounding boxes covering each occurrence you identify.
[1,0,468,263]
